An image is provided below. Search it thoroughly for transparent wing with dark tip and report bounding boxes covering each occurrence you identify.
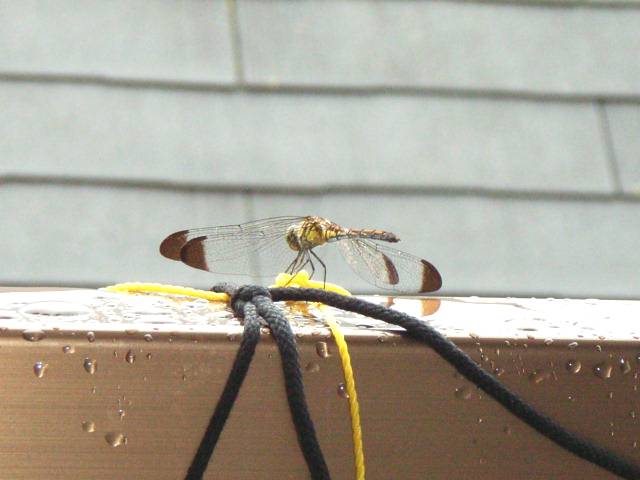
[337,238,442,293]
[160,216,306,277]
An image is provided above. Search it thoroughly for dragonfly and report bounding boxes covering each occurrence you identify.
[160,216,442,293]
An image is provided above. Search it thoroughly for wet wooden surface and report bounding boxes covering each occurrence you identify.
[0,288,638,479]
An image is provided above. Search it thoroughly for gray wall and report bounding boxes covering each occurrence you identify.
[1,0,639,298]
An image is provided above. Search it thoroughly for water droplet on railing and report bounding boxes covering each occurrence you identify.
[20,302,91,320]
[529,370,550,384]
[22,330,46,342]
[143,333,153,342]
[33,362,48,378]
[305,362,320,373]
[105,432,127,447]
[454,386,472,400]
[315,342,330,358]
[83,358,97,375]
[593,362,613,379]
[566,359,581,374]
[125,350,136,364]
[82,420,96,433]
[619,358,631,375]
[337,383,349,399]
[87,331,96,343]
[62,345,75,354]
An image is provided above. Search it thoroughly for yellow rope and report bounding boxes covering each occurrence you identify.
[104,275,364,479]
[325,315,366,480]
[103,282,229,302]
[271,271,352,296]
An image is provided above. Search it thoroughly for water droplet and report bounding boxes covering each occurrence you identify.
[22,330,46,342]
[593,362,613,379]
[83,358,97,375]
[607,391,614,399]
[62,345,75,354]
[544,338,554,346]
[117,409,125,420]
[454,386,472,400]
[529,370,550,384]
[567,342,578,350]
[477,417,484,424]
[305,362,320,373]
[494,367,505,376]
[82,420,96,433]
[87,331,96,343]
[33,361,48,378]
[630,411,637,419]
[146,353,152,360]
[566,359,581,374]
[91,386,97,394]
[105,432,127,447]
[619,358,631,375]
[125,350,136,364]
[315,342,330,358]
[595,344,602,352]
[337,383,349,399]
[143,333,153,342]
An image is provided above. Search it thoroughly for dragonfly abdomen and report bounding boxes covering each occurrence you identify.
[337,229,400,243]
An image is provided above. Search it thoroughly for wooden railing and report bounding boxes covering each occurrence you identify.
[0,287,637,479]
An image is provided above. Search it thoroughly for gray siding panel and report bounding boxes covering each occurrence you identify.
[606,104,640,194]
[0,184,250,286]
[3,183,639,297]
[0,0,234,82]
[0,82,613,193]
[251,193,640,298]
[239,0,640,96]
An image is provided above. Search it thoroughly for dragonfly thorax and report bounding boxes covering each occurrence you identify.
[285,217,335,252]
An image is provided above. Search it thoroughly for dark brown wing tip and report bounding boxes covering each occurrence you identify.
[419,259,442,293]
[381,253,400,285]
[159,230,190,260]
[179,236,210,271]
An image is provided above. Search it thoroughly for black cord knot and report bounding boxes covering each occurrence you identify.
[230,285,271,317]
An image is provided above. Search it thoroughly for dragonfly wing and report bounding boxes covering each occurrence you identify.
[338,239,442,293]
[162,216,305,276]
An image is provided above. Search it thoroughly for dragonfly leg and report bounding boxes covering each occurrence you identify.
[284,251,304,275]
[309,249,327,288]
[306,254,316,279]
[283,250,308,286]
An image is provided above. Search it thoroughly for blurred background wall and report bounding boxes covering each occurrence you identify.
[0,0,639,298]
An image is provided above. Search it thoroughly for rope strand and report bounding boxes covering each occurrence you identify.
[271,287,640,480]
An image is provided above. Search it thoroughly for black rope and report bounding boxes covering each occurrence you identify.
[185,284,262,480]
[270,288,640,480]
[185,284,331,480]
[187,285,640,480]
